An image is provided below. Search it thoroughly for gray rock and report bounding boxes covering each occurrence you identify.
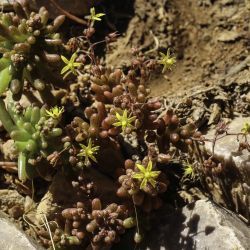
[0,211,45,250]
[143,200,250,250]
[204,117,250,185]
[226,56,250,78]
[203,117,250,221]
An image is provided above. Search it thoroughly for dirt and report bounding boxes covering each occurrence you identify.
[106,0,250,97]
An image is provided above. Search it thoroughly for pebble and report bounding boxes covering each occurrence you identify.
[217,30,241,42]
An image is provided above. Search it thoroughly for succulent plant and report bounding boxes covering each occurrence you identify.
[0,1,64,98]
[0,3,227,249]
[0,98,63,181]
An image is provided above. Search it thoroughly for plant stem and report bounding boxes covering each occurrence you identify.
[18,152,27,181]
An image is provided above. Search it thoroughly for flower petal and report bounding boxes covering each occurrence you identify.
[136,163,146,173]
[93,17,101,21]
[167,48,170,57]
[123,109,128,119]
[61,55,69,64]
[146,160,152,172]
[73,62,81,67]
[132,173,144,179]
[92,146,100,152]
[113,121,122,127]
[115,112,121,120]
[159,52,165,58]
[70,53,77,63]
[61,65,69,74]
[148,178,157,187]
[140,178,147,189]
[89,154,97,163]
[79,144,87,150]
[96,13,105,18]
[149,170,161,178]
[128,116,136,123]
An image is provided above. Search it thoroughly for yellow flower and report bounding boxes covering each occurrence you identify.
[132,160,161,189]
[241,122,250,135]
[86,7,105,24]
[45,106,64,119]
[159,48,176,73]
[61,52,81,79]
[113,109,136,133]
[77,138,100,166]
[183,164,195,180]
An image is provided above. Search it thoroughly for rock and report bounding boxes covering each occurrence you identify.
[0,211,45,250]
[246,92,250,103]
[217,6,238,18]
[114,200,250,250]
[226,56,250,78]
[0,139,18,161]
[204,117,250,185]
[143,200,250,250]
[0,189,25,214]
[204,117,250,221]
[217,30,241,42]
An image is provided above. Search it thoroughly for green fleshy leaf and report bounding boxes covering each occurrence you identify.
[24,106,32,121]
[0,66,12,94]
[10,129,31,141]
[30,107,40,125]
[49,128,62,137]
[0,57,11,71]
[0,98,15,133]
[15,141,28,151]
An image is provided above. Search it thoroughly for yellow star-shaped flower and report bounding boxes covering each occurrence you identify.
[241,122,250,135]
[183,164,195,180]
[61,52,81,79]
[159,48,176,73]
[113,109,136,133]
[77,138,100,166]
[45,106,64,120]
[132,160,161,189]
[86,7,105,24]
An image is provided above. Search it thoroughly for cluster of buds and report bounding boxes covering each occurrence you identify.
[0,0,65,97]
[86,200,129,250]
[117,159,168,213]
[37,177,130,249]
[151,110,204,162]
[37,227,64,248]
[203,158,225,176]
